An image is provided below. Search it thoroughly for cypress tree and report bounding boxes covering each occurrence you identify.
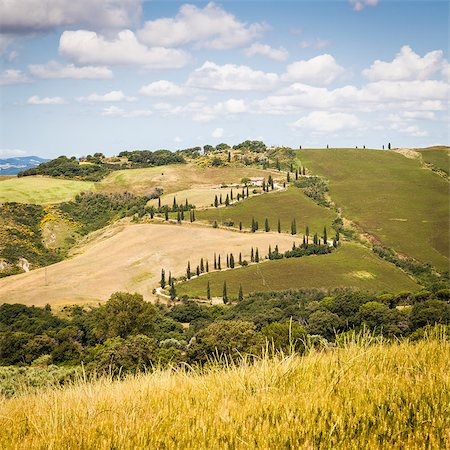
[173,196,177,210]
[177,211,181,223]
[218,255,221,270]
[303,235,306,245]
[196,265,200,276]
[206,260,209,272]
[185,198,189,209]
[287,172,290,182]
[278,218,281,233]
[160,269,166,288]
[246,186,249,197]
[265,218,270,232]
[283,182,286,188]
[262,179,266,191]
[251,247,254,262]
[230,253,235,269]
[295,169,299,180]
[291,218,297,235]
[255,248,260,263]
[242,188,245,198]
[220,193,223,204]
[313,233,318,245]
[333,238,337,248]
[306,225,309,243]
[228,151,231,162]
[187,262,191,279]
[238,285,243,302]
[165,209,169,221]
[190,210,193,222]
[290,163,294,172]
[207,281,211,300]
[200,258,204,273]
[169,282,176,301]
[302,167,306,176]
[181,209,184,220]
[230,189,233,200]
[255,220,259,231]
[158,197,161,208]
[213,220,218,228]
[225,194,230,206]
[239,252,242,265]
[239,221,242,231]
[214,195,219,208]
[168,271,172,286]
[149,207,154,219]
[251,217,256,232]
[222,281,228,304]
[268,245,272,259]
[214,253,217,270]
[226,254,230,268]
[388,142,391,150]
[323,226,327,244]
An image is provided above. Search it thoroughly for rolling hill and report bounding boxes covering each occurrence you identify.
[0,156,48,175]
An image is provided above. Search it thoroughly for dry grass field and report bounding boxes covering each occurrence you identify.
[0,222,298,307]
[0,333,448,449]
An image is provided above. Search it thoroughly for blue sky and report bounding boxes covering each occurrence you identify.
[0,0,448,158]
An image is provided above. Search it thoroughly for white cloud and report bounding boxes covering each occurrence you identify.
[363,46,445,81]
[390,123,428,137]
[298,38,331,49]
[0,148,27,158]
[77,90,136,102]
[101,105,152,118]
[0,69,30,85]
[244,43,288,61]
[187,61,278,91]
[212,128,224,138]
[215,99,248,114]
[0,0,141,33]
[27,95,66,105]
[140,80,185,97]
[283,54,345,85]
[349,0,379,12]
[292,111,362,133]
[59,30,190,69]
[137,2,265,50]
[29,61,113,79]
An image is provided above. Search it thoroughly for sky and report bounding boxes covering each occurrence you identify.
[0,0,448,159]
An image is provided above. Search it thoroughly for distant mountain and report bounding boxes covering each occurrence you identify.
[0,156,49,175]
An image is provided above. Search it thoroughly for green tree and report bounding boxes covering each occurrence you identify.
[265,218,270,232]
[187,261,191,279]
[225,194,230,206]
[214,195,219,208]
[207,281,211,300]
[291,219,297,235]
[323,226,327,244]
[169,282,177,301]
[214,253,217,270]
[160,269,166,288]
[255,248,260,263]
[238,285,244,302]
[278,218,281,233]
[223,281,228,304]
[230,253,235,269]
[218,255,221,270]
[200,258,204,273]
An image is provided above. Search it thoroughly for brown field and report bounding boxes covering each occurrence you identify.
[0,222,298,307]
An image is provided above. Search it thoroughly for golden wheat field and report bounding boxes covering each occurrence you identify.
[0,332,448,450]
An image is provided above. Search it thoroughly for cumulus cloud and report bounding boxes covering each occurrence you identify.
[77,90,136,102]
[212,128,224,138]
[293,111,362,133]
[0,0,141,34]
[215,99,248,114]
[101,105,152,118]
[140,80,185,97]
[27,95,66,105]
[349,0,379,12]
[283,54,345,85]
[137,2,265,50]
[0,69,30,85]
[244,43,288,61]
[0,148,27,158]
[29,61,113,79]
[59,30,190,69]
[363,46,445,81]
[187,61,278,91]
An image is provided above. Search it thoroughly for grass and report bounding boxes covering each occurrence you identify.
[196,187,337,234]
[99,163,281,196]
[417,146,450,175]
[0,176,95,204]
[299,148,449,271]
[176,243,419,299]
[0,333,448,449]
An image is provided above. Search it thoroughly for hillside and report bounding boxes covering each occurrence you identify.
[177,243,419,298]
[0,335,448,449]
[299,148,449,271]
[0,222,299,306]
[0,156,48,175]
[416,146,450,175]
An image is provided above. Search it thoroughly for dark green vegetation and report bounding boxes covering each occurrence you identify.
[0,289,448,393]
[177,244,420,298]
[299,148,449,271]
[417,146,450,175]
[0,204,62,277]
[196,187,336,234]
[19,151,185,181]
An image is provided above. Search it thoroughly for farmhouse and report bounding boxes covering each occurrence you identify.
[250,177,265,186]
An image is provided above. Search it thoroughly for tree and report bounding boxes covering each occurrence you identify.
[388,143,391,150]
[177,211,181,223]
[168,271,172,285]
[214,195,219,208]
[239,252,242,265]
[246,186,249,197]
[173,196,177,210]
[219,194,223,204]
[226,254,230,268]
[200,258,204,273]
[218,255,221,270]
[165,209,169,221]
[222,281,228,304]
[305,225,309,243]
[207,281,211,300]
[291,218,297,235]
[169,282,176,301]
[158,197,161,208]
[287,172,290,182]
[278,218,281,233]
[323,226,327,244]
[187,262,191,279]
[265,218,270,232]
[225,194,230,206]
[261,321,307,353]
[262,179,266,191]
[230,253,235,269]
[238,285,243,302]
[160,269,166,288]
[251,247,254,262]
[255,248,260,263]
[241,177,250,186]
[230,189,233,201]
[295,169,299,180]
[227,151,231,163]
[214,253,217,270]
[196,266,200,276]
[206,260,209,272]
[239,221,242,231]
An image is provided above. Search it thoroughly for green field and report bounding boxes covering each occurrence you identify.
[176,243,419,298]
[196,187,337,234]
[0,176,95,204]
[299,149,449,271]
[417,146,450,175]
